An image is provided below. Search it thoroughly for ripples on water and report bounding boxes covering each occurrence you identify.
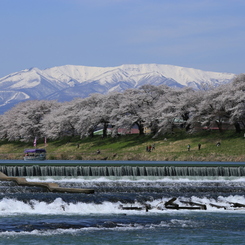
[1,171,245,244]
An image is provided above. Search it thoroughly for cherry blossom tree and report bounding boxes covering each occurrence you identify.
[192,74,245,133]
[42,101,77,139]
[226,74,245,132]
[75,94,110,138]
[110,88,155,135]
[0,100,59,142]
[0,78,244,143]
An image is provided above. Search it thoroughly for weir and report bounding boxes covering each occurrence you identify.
[0,163,245,177]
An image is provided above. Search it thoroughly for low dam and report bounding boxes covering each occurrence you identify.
[0,160,244,177]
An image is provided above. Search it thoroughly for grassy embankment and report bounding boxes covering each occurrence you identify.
[0,130,244,162]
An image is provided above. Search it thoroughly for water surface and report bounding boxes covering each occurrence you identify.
[1,160,245,244]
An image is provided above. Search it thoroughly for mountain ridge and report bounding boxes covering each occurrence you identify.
[0,64,236,114]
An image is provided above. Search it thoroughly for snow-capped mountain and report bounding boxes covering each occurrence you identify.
[0,64,235,114]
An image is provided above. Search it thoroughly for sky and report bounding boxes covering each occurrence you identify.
[0,0,245,78]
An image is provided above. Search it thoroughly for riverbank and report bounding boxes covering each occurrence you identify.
[0,131,244,162]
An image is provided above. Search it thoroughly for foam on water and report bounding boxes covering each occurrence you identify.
[1,161,245,245]
[25,176,245,183]
[1,195,245,216]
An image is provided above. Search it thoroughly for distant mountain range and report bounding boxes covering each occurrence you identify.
[0,64,235,114]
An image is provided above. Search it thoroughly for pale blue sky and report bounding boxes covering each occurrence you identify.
[0,0,244,77]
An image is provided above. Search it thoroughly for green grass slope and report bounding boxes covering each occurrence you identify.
[0,131,244,162]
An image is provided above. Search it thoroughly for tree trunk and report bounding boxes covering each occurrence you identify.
[215,120,223,133]
[234,122,241,133]
[185,123,191,132]
[150,122,159,135]
[135,122,145,135]
[103,122,108,138]
[88,128,94,137]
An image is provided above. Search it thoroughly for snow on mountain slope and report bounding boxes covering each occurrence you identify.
[41,64,234,87]
[119,64,234,87]
[0,64,235,114]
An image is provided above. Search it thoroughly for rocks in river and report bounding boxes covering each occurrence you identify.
[119,197,245,212]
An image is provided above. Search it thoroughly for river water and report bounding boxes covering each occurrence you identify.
[0,160,245,244]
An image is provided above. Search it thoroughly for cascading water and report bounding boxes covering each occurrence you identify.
[0,165,245,177]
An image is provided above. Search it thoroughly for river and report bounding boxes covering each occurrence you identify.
[0,160,245,244]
